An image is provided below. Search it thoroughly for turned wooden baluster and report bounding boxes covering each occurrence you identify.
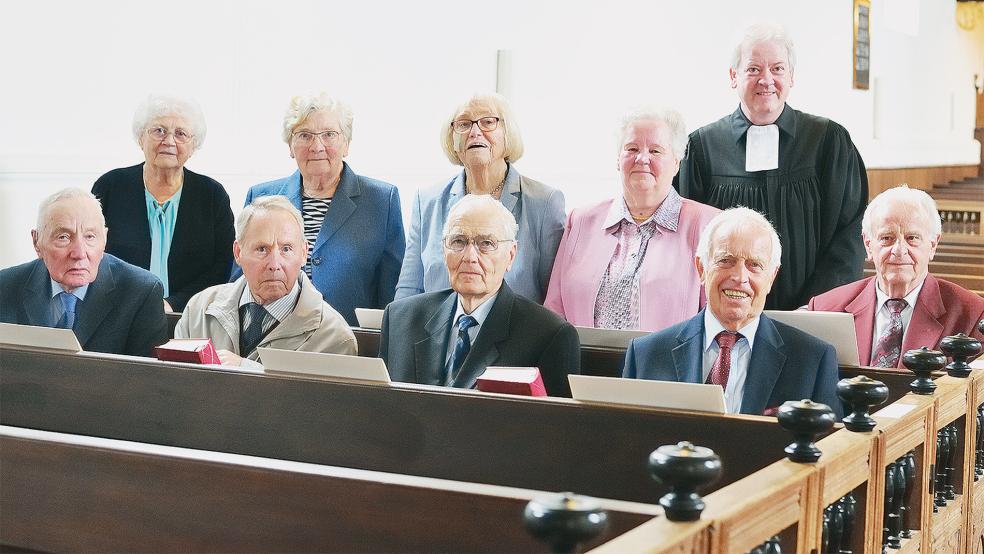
[935,427,949,508]
[900,451,916,539]
[943,424,958,501]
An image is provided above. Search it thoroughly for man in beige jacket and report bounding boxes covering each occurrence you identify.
[176,196,355,367]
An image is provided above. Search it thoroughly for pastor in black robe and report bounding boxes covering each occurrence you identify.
[676,105,867,310]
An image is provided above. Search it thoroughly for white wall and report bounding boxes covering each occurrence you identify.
[1,0,982,269]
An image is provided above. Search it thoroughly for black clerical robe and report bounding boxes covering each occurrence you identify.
[676,105,867,310]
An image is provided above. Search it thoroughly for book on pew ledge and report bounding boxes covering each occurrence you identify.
[475,367,547,397]
[0,322,82,352]
[354,308,384,330]
[155,339,221,365]
[568,374,726,413]
[258,347,391,384]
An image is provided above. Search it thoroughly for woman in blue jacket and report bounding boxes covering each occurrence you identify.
[241,93,405,326]
[395,93,565,303]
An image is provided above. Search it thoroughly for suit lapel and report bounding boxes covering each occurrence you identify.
[900,275,945,364]
[23,260,53,326]
[414,292,457,386]
[312,164,359,252]
[73,258,118,347]
[452,286,515,390]
[741,315,786,415]
[845,278,877,366]
[670,312,706,384]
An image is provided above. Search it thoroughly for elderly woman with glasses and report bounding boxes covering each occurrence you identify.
[544,108,719,332]
[238,93,405,326]
[395,92,565,304]
[92,94,235,313]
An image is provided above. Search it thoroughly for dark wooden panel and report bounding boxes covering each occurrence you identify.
[0,346,797,505]
[0,431,651,553]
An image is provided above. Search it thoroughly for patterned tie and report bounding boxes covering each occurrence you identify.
[871,298,908,368]
[57,291,78,330]
[447,315,478,385]
[239,302,268,356]
[707,331,741,388]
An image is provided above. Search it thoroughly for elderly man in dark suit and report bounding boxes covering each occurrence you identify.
[623,207,840,416]
[0,188,167,356]
[808,185,984,367]
[380,194,579,397]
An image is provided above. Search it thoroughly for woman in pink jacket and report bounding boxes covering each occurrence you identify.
[545,108,719,332]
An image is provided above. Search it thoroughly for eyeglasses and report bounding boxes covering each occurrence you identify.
[292,130,344,146]
[451,117,500,134]
[443,234,513,254]
[146,126,194,144]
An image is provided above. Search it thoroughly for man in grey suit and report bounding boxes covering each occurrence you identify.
[622,207,840,416]
[380,194,579,397]
[0,188,167,357]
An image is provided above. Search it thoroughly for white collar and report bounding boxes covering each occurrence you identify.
[874,279,924,311]
[703,309,760,352]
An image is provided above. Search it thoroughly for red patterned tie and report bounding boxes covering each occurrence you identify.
[707,331,740,388]
[870,298,908,368]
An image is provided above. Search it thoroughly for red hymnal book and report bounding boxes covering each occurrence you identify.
[155,338,221,365]
[476,367,547,397]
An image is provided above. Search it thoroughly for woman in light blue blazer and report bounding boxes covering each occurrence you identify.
[395,93,565,303]
[239,93,405,326]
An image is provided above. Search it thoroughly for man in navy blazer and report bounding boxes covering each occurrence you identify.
[0,188,167,357]
[380,194,579,397]
[623,207,840,416]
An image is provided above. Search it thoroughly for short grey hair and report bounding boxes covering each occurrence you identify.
[36,187,105,237]
[696,206,782,269]
[617,107,688,159]
[730,23,797,72]
[442,194,519,241]
[441,93,525,166]
[235,195,304,243]
[281,93,354,144]
[132,94,207,150]
[862,185,942,239]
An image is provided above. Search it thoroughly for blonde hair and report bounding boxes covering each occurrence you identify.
[440,93,524,166]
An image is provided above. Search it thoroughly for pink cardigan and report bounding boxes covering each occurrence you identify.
[544,197,719,332]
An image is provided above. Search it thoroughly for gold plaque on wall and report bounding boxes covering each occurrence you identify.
[853,0,871,90]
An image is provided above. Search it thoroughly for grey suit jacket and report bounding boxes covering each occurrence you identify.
[0,254,167,357]
[622,310,841,416]
[379,283,580,397]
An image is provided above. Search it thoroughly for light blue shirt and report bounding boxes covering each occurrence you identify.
[702,310,760,414]
[145,187,183,298]
[48,279,89,326]
[445,291,500,368]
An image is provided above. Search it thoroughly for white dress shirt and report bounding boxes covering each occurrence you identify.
[702,310,760,414]
[444,291,500,368]
[871,280,924,360]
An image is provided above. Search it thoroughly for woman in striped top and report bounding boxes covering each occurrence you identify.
[238,93,405,326]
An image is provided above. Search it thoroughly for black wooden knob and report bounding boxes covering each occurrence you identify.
[902,347,945,395]
[523,492,608,554]
[777,399,836,463]
[648,441,722,522]
[837,375,889,432]
[940,333,982,378]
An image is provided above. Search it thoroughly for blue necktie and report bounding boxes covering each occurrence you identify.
[57,292,78,329]
[239,303,268,356]
[447,315,478,385]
